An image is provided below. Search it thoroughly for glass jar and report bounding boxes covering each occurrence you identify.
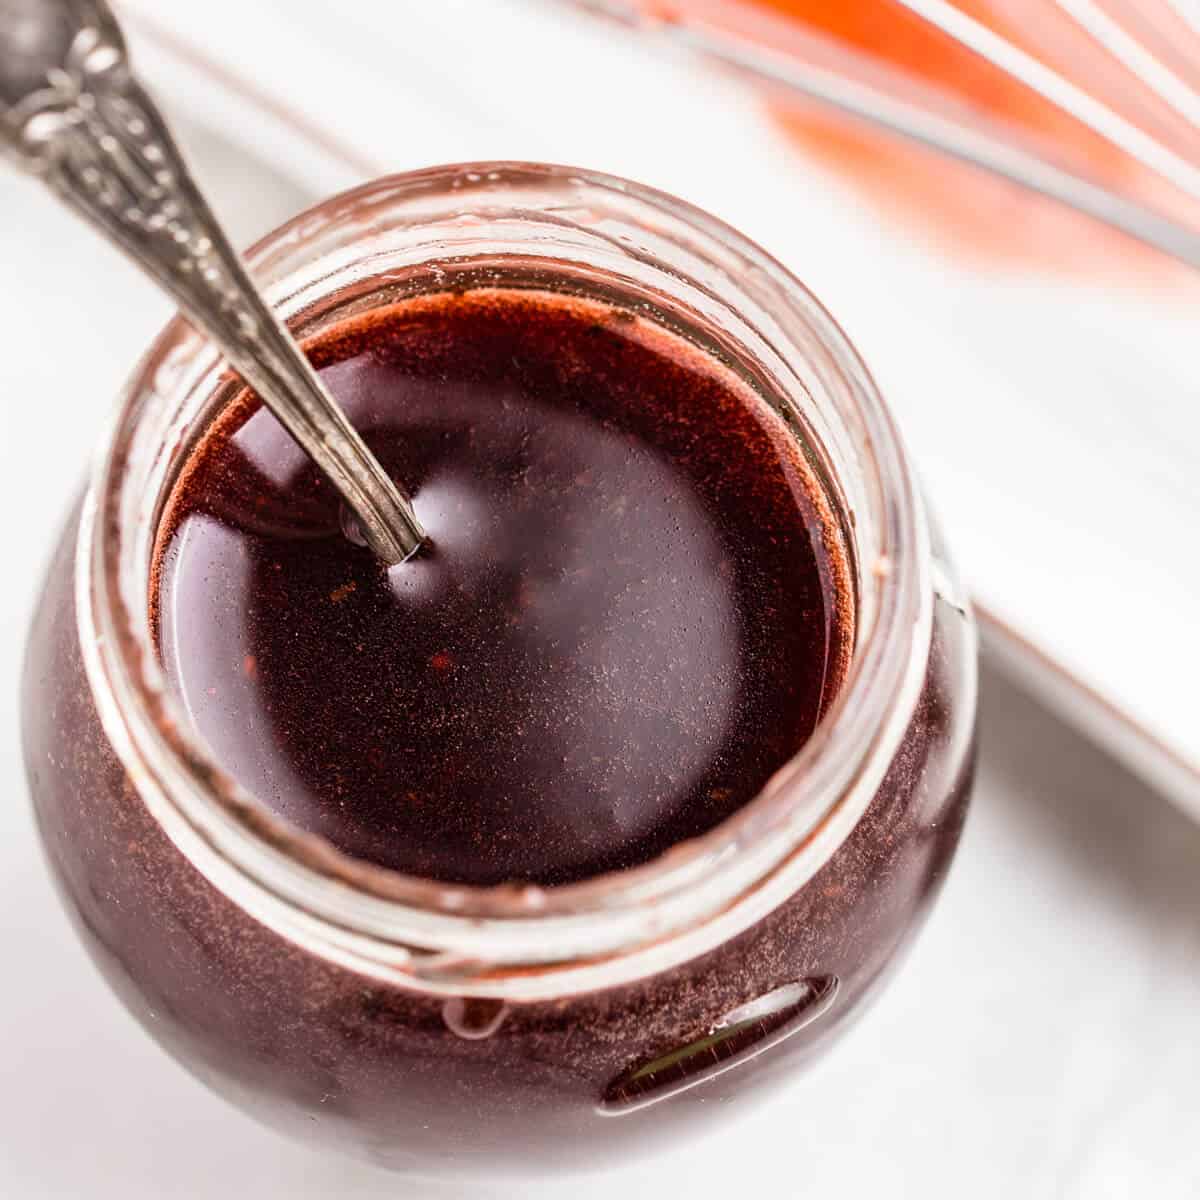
[22,163,976,1177]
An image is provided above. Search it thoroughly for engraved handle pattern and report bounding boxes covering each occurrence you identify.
[0,0,424,564]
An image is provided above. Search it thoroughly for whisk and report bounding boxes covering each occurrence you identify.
[566,0,1200,270]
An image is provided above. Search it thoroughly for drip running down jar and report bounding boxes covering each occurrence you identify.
[22,164,977,1176]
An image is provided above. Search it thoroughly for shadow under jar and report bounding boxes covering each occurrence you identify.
[22,164,976,1177]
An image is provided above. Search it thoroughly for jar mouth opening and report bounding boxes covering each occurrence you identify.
[79,163,930,984]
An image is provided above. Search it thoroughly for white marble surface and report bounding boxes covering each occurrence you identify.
[2,111,1198,1200]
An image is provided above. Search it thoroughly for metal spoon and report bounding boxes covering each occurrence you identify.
[0,0,426,564]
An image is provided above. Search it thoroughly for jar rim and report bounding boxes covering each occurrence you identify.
[77,162,932,998]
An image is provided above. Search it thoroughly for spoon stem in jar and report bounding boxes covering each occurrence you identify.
[0,0,425,563]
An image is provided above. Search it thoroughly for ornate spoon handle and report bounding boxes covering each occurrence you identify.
[0,0,425,564]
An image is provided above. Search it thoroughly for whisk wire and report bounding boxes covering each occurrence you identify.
[1046,0,1200,131]
[567,0,1200,268]
[893,0,1200,201]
